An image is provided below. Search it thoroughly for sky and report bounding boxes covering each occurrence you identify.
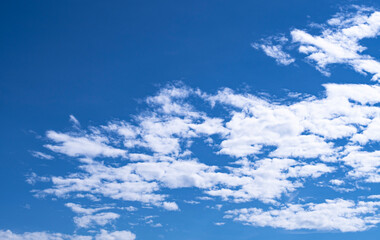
[2,0,380,239]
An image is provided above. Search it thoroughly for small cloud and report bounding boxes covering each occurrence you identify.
[184,200,200,205]
[30,151,54,160]
[124,206,138,211]
[162,202,179,211]
[252,43,295,65]
[69,115,80,127]
[197,196,213,201]
[330,179,345,186]
[23,204,31,210]
[368,195,380,199]
[26,172,49,185]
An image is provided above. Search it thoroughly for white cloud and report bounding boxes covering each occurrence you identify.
[184,200,200,204]
[65,203,112,215]
[123,206,138,211]
[26,172,49,185]
[330,179,345,186]
[341,150,380,182]
[65,203,119,228]
[225,199,380,232]
[38,83,380,204]
[69,115,81,127]
[35,81,380,231]
[31,151,54,160]
[73,212,120,229]
[252,43,295,65]
[95,230,135,240]
[45,131,126,158]
[0,230,90,240]
[255,7,380,80]
[162,201,179,211]
[0,230,135,240]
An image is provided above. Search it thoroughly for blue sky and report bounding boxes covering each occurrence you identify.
[2,0,380,239]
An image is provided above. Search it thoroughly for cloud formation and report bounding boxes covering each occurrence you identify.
[255,6,380,80]
[27,80,380,232]
[252,43,295,65]
[24,6,380,237]
[225,199,380,232]
[0,229,135,240]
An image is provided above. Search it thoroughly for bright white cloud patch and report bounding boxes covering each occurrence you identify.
[65,203,119,228]
[225,199,380,232]
[44,131,126,158]
[0,229,135,240]
[256,6,380,80]
[95,230,136,240]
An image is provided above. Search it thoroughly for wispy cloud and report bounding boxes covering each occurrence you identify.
[252,43,295,65]
[255,6,380,80]
[30,151,54,160]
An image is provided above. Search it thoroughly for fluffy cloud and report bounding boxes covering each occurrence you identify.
[255,7,380,81]
[22,6,380,235]
[45,131,126,158]
[0,230,135,240]
[37,82,380,212]
[65,203,119,228]
[32,46,380,234]
[95,230,135,240]
[73,212,120,229]
[292,7,380,80]
[0,230,86,240]
[225,199,380,232]
[162,201,179,211]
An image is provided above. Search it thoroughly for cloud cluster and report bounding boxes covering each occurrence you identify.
[0,229,135,240]
[25,6,380,236]
[225,199,380,232]
[28,80,380,232]
[256,6,380,80]
[65,203,119,228]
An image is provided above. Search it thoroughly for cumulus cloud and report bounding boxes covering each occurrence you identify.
[0,230,135,240]
[45,131,126,158]
[65,203,119,228]
[26,81,380,234]
[31,53,380,233]
[330,179,345,186]
[34,82,380,212]
[225,199,380,232]
[73,212,120,229]
[255,6,380,80]
[162,202,179,211]
[95,230,135,240]
[21,5,380,235]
